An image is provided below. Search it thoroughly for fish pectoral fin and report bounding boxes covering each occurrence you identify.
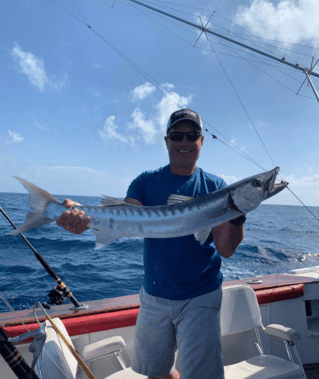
[194,228,212,245]
[99,196,132,207]
[167,194,193,205]
[91,228,122,249]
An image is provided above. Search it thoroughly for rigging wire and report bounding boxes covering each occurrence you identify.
[201,34,311,97]
[70,0,87,23]
[202,35,319,221]
[112,0,315,99]
[205,33,278,168]
[51,0,319,218]
[62,0,263,166]
[215,9,319,53]
[214,10,319,63]
[124,1,267,168]
[125,0,196,45]
[106,0,317,99]
[134,0,319,66]
[0,293,31,332]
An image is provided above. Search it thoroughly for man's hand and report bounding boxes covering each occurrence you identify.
[56,199,91,234]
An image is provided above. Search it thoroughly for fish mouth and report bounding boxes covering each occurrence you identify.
[265,167,288,198]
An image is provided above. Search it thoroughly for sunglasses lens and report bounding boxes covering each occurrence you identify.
[169,133,184,141]
[186,132,199,141]
[168,131,201,142]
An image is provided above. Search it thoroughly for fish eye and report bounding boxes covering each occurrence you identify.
[253,179,262,187]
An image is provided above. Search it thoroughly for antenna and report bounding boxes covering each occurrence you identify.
[128,0,319,103]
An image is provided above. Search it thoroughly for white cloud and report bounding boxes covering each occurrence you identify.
[219,174,242,185]
[161,83,175,91]
[127,108,157,144]
[229,139,246,153]
[11,43,68,92]
[94,63,102,68]
[98,82,193,146]
[131,82,156,100]
[7,130,23,144]
[11,43,47,91]
[98,115,131,144]
[285,173,319,190]
[235,0,319,46]
[48,73,68,92]
[155,85,193,132]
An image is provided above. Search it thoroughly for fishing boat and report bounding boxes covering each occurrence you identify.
[1,0,319,378]
[1,261,319,378]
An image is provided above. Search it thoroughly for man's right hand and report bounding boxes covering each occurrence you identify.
[56,199,91,234]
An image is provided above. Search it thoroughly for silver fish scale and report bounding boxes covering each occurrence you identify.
[9,168,288,247]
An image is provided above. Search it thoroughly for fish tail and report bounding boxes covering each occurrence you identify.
[7,177,62,235]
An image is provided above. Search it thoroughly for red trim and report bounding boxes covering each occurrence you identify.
[5,308,140,339]
[255,284,304,305]
[4,285,304,339]
[63,308,139,336]
[3,274,315,339]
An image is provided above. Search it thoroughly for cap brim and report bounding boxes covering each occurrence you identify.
[167,119,202,132]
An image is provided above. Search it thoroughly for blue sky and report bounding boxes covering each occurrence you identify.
[1,0,319,206]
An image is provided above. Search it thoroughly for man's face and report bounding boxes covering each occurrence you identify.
[164,122,204,170]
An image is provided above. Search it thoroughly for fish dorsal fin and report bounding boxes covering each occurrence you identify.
[99,196,130,207]
[194,228,212,245]
[167,194,193,205]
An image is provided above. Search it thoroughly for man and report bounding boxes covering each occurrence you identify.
[57,109,245,379]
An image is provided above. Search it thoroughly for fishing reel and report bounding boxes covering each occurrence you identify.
[47,284,89,310]
[47,284,69,305]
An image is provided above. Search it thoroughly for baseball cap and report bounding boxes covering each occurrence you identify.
[166,109,203,133]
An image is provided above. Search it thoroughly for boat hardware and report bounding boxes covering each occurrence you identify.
[128,0,319,104]
[246,279,263,284]
[9,329,46,372]
[0,207,88,311]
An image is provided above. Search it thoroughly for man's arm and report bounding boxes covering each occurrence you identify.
[212,222,244,259]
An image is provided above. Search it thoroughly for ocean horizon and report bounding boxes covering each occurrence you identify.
[0,192,319,313]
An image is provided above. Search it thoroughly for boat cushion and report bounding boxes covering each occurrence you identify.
[82,336,126,361]
[224,355,303,379]
[221,285,262,336]
[36,318,78,379]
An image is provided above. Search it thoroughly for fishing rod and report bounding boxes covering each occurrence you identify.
[0,326,40,379]
[0,207,88,310]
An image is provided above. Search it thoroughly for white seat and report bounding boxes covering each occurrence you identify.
[106,369,148,378]
[36,318,78,379]
[36,318,147,379]
[221,285,307,379]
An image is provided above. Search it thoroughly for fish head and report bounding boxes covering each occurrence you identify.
[230,167,288,213]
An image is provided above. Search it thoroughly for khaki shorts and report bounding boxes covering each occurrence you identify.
[131,287,224,379]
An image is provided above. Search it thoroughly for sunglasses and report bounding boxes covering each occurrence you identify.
[168,131,202,142]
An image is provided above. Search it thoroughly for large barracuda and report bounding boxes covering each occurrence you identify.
[8,167,287,249]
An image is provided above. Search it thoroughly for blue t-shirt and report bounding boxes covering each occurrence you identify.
[126,165,227,300]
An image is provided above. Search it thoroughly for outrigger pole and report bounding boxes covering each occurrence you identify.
[127,0,319,103]
[0,207,87,310]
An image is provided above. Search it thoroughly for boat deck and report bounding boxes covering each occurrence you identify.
[2,272,319,378]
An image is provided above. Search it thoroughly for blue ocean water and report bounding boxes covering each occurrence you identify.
[0,192,319,313]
